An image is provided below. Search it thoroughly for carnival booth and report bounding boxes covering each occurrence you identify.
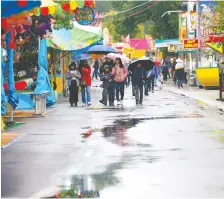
[196,26,224,90]
[1,0,96,126]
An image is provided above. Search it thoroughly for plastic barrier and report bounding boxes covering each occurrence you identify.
[196,67,219,88]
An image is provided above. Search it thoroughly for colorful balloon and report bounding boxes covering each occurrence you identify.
[62,3,70,12]
[40,7,49,16]
[77,0,84,8]
[56,5,62,13]
[48,6,56,15]
[70,1,77,10]
[17,0,27,7]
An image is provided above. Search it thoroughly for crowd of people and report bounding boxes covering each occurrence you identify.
[66,56,188,107]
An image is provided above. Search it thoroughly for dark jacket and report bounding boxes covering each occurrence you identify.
[100,72,114,88]
[132,67,145,86]
[175,68,185,80]
[93,60,99,69]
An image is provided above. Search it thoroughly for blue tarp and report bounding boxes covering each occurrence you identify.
[35,38,56,107]
[1,48,8,115]
[16,93,34,110]
[6,32,19,110]
[1,0,41,18]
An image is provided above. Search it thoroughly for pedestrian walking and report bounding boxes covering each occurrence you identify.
[92,59,100,80]
[162,63,169,82]
[112,57,128,105]
[148,64,159,93]
[175,58,185,89]
[80,60,92,105]
[184,66,188,84]
[99,65,115,106]
[67,62,81,107]
[132,63,145,105]
[144,69,151,96]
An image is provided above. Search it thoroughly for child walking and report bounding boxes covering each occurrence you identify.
[99,65,115,106]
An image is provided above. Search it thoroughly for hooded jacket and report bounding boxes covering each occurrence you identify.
[81,66,91,86]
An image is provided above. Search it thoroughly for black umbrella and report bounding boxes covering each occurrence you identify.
[128,57,154,71]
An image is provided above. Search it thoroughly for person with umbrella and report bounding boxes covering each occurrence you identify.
[67,62,81,107]
[80,60,92,106]
[132,63,146,105]
[129,57,155,96]
[111,58,128,105]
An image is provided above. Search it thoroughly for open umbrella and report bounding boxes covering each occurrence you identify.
[73,54,91,61]
[1,1,41,18]
[87,45,117,54]
[128,57,154,71]
[106,53,130,64]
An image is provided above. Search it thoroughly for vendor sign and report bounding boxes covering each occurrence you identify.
[75,6,95,25]
[183,39,199,49]
[206,42,223,54]
[179,12,187,41]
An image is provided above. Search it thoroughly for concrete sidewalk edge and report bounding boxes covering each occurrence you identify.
[164,85,224,111]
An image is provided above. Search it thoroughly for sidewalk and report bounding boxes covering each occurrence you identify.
[164,81,224,110]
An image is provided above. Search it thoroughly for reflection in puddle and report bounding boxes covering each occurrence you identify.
[44,163,122,198]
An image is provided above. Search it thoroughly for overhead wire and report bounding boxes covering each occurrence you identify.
[103,1,152,18]
[104,0,160,22]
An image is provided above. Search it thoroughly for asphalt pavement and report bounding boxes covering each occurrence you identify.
[2,81,224,198]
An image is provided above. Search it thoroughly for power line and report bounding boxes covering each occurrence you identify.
[105,0,160,22]
[103,1,152,18]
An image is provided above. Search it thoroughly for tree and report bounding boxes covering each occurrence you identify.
[215,1,224,28]
[102,1,182,40]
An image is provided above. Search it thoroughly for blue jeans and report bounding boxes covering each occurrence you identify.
[81,86,91,104]
[148,75,155,92]
[114,81,125,101]
[92,68,100,79]
[177,79,183,88]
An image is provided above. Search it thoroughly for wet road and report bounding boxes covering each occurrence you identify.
[2,84,224,198]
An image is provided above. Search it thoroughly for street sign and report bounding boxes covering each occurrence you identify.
[75,6,95,26]
[183,39,199,49]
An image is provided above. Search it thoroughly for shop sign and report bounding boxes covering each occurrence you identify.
[206,42,223,54]
[168,44,175,52]
[190,11,197,30]
[183,39,199,49]
[179,12,187,41]
[203,26,224,41]
[75,6,95,25]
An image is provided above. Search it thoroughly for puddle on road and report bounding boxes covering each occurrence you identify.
[43,162,123,198]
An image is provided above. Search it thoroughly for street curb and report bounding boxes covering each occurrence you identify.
[167,89,224,112]
[1,133,25,150]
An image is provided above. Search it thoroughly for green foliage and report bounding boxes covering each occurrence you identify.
[53,12,74,30]
[215,1,224,27]
[102,1,182,41]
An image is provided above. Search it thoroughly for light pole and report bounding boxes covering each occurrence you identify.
[161,10,183,18]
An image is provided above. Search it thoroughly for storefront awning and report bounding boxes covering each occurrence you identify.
[47,21,103,51]
[205,34,224,43]
[155,39,181,48]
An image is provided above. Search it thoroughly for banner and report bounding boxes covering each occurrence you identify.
[179,12,187,41]
[199,0,217,47]
[183,39,199,49]
[206,42,223,54]
[190,11,197,30]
